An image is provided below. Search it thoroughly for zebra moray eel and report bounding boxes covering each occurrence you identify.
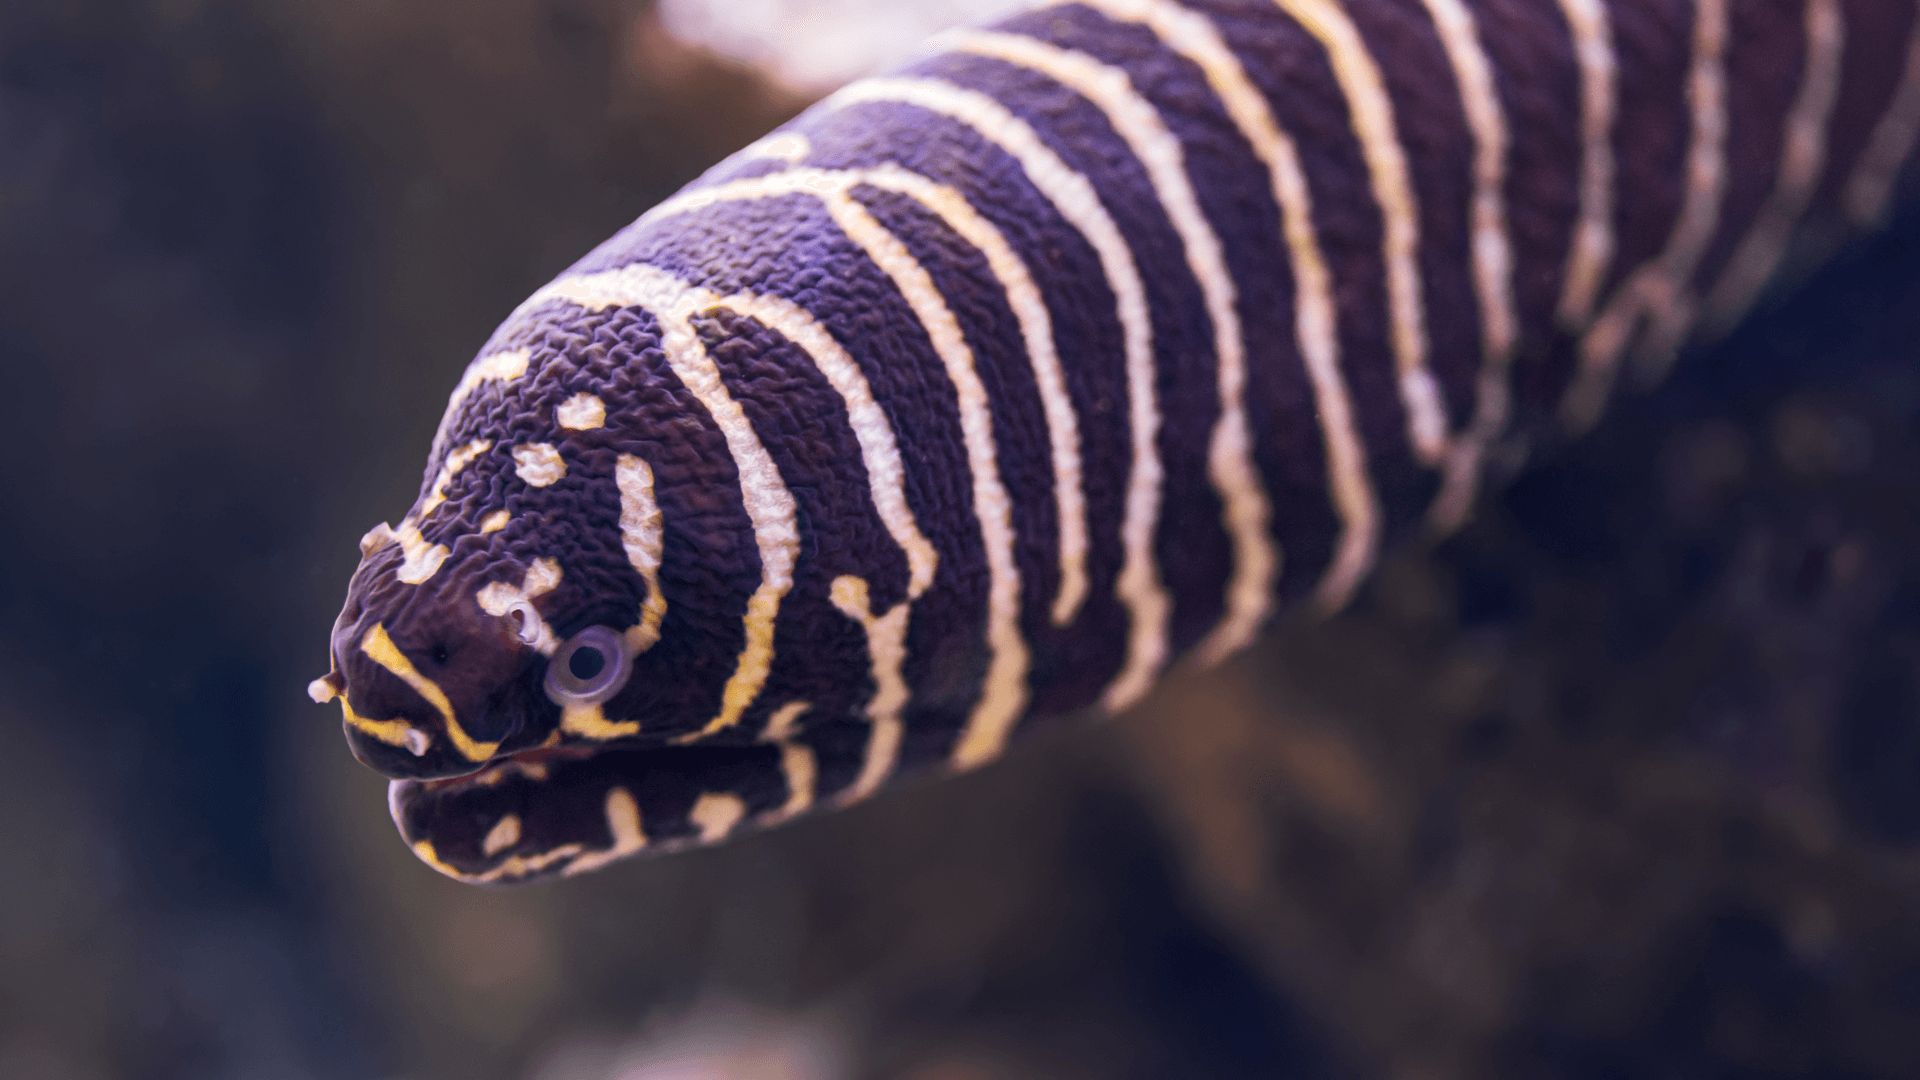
[313,0,1920,884]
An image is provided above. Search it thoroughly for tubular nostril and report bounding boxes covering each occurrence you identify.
[507,602,541,646]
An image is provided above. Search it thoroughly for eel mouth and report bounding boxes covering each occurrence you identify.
[416,741,604,794]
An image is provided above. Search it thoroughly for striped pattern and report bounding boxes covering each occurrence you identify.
[320,0,1920,883]
[825,75,1176,711]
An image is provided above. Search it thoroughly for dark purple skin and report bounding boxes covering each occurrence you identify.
[314,0,1920,883]
[330,533,550,779]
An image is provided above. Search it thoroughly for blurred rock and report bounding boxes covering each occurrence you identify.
[1119,213,1920,1078]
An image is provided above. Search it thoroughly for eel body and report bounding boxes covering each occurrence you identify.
[314,0,1920,883]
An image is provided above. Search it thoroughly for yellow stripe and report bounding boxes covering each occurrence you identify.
[707,287,941,784]
[414,837,587,884]
[360,622,500,762]
[339,696,414,749]
[415,439,492,519]
[560,702,639,740]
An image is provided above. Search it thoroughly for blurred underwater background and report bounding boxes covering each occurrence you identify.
[8,0,1920,1077]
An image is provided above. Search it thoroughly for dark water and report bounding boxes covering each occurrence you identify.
[6,2,1920,1078]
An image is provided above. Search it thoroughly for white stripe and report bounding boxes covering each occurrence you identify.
[764,699,811,740]
[709,290,940,600]
[826,76,1173,714]
[556,392,606,430]
[947,29,1279,672]
[830,575,911,803]
[523,237,944,800]
[1635,0,1733,373]
[774,740,817,822]
[392,438,492,585]
[816,179,1030,772]
[1270,0,1451,467]
[1563,0,1730,433]
[656,163,1033,769]
[1419,0,1522,535]
[861,167,1091,626]
[1704,0,1843,334]
[761,700,816,824]
[1553,0,1618,330]
[559,787,648,878]
[689,792,748,843]
[522,265,803,742]
[1068,0,1378,616]
[482,814,520,857]
[696,287,937,799]
[615,453,669,656]
[1845,2,1920,227]
[652,163,1092,627]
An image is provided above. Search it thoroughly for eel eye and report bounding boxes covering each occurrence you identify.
[544,625,629,707]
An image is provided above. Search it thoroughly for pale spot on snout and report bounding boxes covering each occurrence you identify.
[483,814,521,856]
[512,443,567,487]
[555,393,606,431]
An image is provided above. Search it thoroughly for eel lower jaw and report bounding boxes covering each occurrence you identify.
[386,741,608,844]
